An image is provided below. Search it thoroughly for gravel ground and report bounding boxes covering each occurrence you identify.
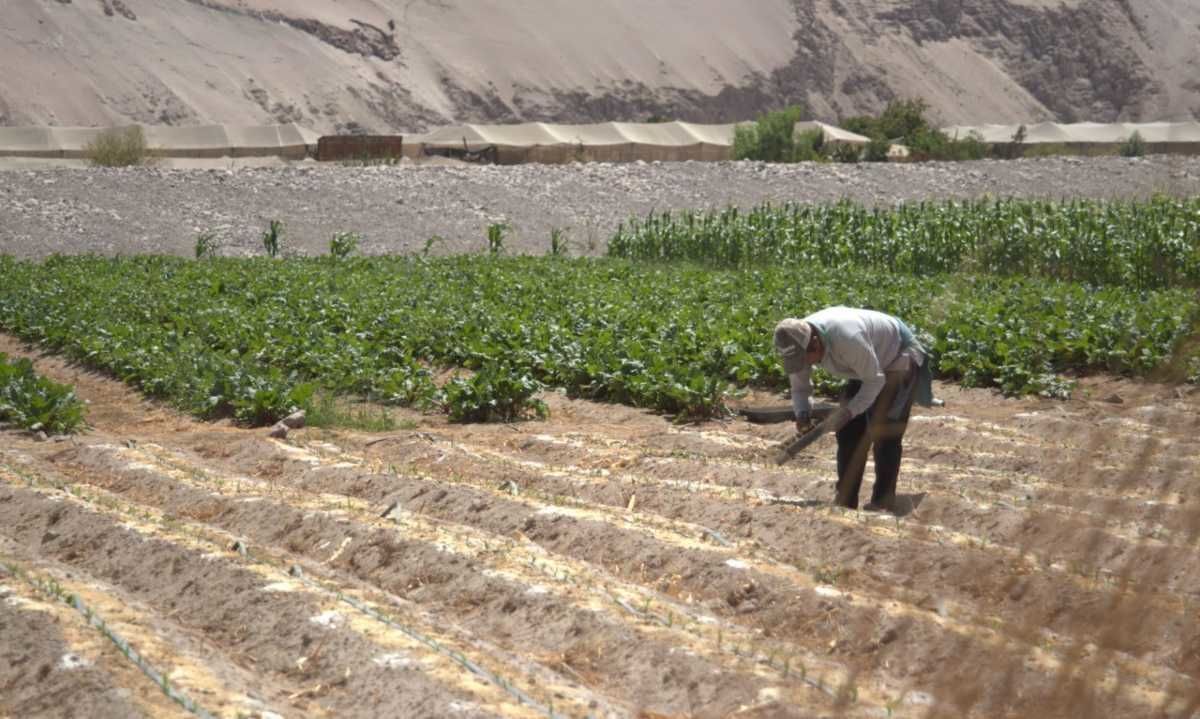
[2,155,1198,258]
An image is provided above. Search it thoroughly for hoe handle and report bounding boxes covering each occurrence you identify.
[774,424,827,465]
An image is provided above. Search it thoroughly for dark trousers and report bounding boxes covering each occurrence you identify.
[834,369,915,509]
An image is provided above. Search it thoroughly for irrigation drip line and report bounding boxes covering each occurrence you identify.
[611,592,837,699]
[0,558,217,719]
[5,461,574,718]
[288,567,564,719]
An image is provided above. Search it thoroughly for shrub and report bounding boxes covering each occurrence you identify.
[841,115,877,139]
[840,99,986,162]
[996,124,1027,159]
[792,128,827,162]
[84,126,148,167]
[862,138,890,162]
[0,353,86,434]
[908,128,988,161]
[1120,131,1146,157]
[831,143,861,163]
[732,105,809,162]
[878,99,934,142]
[330,231,359,259]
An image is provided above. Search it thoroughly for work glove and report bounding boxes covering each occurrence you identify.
[817,406,852,435]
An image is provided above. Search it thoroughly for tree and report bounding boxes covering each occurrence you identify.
[732,105,811,162]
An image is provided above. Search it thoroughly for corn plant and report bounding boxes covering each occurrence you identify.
[607,198,1200,290]
[262,220,284,258]
[486,223,509,255]
[194,231,219,260]
[549,228,569,256]
[330,231,359,259]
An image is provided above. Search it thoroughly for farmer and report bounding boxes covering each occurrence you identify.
[774,307,933,512]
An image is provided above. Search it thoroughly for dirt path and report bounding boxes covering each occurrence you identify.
[2,333,1199,717]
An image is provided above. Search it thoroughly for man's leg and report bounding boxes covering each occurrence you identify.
[835,381,869,509]
[868,370,915,510]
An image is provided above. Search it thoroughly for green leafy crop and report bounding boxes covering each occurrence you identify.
[0,253,1194,424]
[0,353,86,434]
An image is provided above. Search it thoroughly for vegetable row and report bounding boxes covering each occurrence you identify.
[0,255,1194,424]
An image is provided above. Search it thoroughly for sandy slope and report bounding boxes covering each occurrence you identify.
[1,0,1197,132]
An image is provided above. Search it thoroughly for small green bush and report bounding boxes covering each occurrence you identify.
[84,126,148,167]
[792,128,827,162]
[0,353,86,434]
[862,138,890,162]
[831,143,861,163]
[1120,131,1146,158]
[732,105,809,162]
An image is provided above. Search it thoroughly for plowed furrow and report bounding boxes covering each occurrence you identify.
[23,444,863,719]
[494,429,1200,552]
[0,476,538,719]
[156,433,1196,717]
[0,556,193,719]
[300,432,1200,693]
[0,457,624,719]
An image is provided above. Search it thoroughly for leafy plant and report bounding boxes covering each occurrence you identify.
[486,223,509,255]
[792,128,827,162]
[0,248,1193,426]
[330,231,360,259]
[422,235,444,256]
[0,353,86,434]
[862,138,890,162]
[549,228,570,257]
[608,198,1200,290]
[194,231,219,260]
[84,126,148,167]
[1120,130,1146,158]
[732,105,809,162]
[444,364,547,423]
[262,220,284,258]
[831,143,861,163]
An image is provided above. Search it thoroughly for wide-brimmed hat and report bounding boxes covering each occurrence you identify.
[774,318,812,374]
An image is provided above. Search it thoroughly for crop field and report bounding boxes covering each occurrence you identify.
[1,195,1199,718]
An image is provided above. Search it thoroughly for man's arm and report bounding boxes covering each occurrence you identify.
[841,331,885,419]
[789,366,814,432]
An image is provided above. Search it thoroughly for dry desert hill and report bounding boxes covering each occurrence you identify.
[1,0,1199,132]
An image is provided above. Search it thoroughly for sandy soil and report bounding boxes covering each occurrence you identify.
[2,155,1198,258]
[2,331,1199,717]
[2,1,1198,131]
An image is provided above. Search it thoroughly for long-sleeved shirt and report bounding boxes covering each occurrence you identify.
[789,306,923,420]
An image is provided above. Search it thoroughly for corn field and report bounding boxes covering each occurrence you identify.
[607,198,1200,290]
